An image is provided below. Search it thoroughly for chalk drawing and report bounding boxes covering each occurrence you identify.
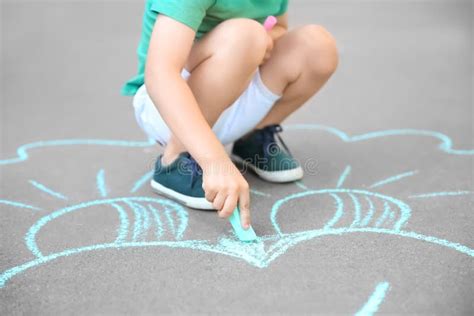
[0,199,42,211]
[126,200,143,241]
[295,181,309,191]
[0,125,473,316]
[368,170,418,189]
[96,169,108,198]
[0,124,472,167]
[130,170,154,193]
[323,193,344,229]
[349,193,362,227]
[110,203,129,243]
[29,180,68,200]
[270,188,412,235]
[337,165,352,188]
[408,191,472,199]
[285,124,474,155]
[250,189,272,197]
[359,196,375,227]
[148,204,165,240]
[374,202,391,227]
[0,138,156,165]
[355,281,391,316]
[1,179,472,287]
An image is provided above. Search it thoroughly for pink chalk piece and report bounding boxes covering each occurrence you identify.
[263,16,278,31]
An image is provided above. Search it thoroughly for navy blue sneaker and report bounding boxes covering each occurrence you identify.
[151,152,213,210]
[231,124,304,182]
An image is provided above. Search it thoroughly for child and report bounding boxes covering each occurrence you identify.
[122,0,338,230]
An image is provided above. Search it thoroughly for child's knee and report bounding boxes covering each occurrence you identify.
[296,24,339,76]
[213,18,268,62]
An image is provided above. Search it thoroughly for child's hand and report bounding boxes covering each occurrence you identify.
[201,157,251,229]
[262,33,274,64]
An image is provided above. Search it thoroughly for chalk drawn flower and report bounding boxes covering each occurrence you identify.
[0,124,472,291]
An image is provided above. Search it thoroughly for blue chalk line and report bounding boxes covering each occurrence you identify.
[0,240,230,288]
[387,211,395,225]
[140,203,151,239]
[25,197,188,258]
[271,189,411,236]
[0,200,42,211]
[162,205,187,240]
[249,189,271,197]
[125,201,143,242]
[130,170,154,193]
[375,202,391,228]
[29,180,68,201]
[133,201,151,241]
[217,236,264,264]
[349,193,361,227]
[2,225,473,288]
[164,206,176,238]
[148,204,164,240]
[1,124,471,166]
[360,196,375,227]
[285,124,474,155]
[0,138,156,165]
[295,181,310,191]
[408,191,472,199]
[1,125,473,290]
[96,169,107,198]
[355,281,391,316]
[262,228,474,267]
[337,165,352,188]
[323,194,344,229]
[110,203,129,243]
[369,170,418,189]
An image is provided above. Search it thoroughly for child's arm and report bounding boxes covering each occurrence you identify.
[145,15,251,228]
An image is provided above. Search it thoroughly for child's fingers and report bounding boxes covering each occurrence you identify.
[204,188,217,203]
[239,191,251,229]
[213,192,226,213]
[220,194,238,219]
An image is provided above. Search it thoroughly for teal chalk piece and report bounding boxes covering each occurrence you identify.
[229,208,257,242]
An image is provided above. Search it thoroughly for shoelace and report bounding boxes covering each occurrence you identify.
[180,153,203,188]
[257,124,292,159]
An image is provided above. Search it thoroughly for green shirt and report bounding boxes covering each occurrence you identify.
[121,0,289,96]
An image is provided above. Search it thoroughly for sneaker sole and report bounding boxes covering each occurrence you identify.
[150,179,214,210]
[231,154,304,183]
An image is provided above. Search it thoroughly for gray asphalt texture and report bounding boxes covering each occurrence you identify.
[1,0,473,314]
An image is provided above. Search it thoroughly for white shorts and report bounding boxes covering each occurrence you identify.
[132,68,281,146]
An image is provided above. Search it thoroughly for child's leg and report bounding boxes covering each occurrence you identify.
[162,18,269,164]
[257,25,338,127]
